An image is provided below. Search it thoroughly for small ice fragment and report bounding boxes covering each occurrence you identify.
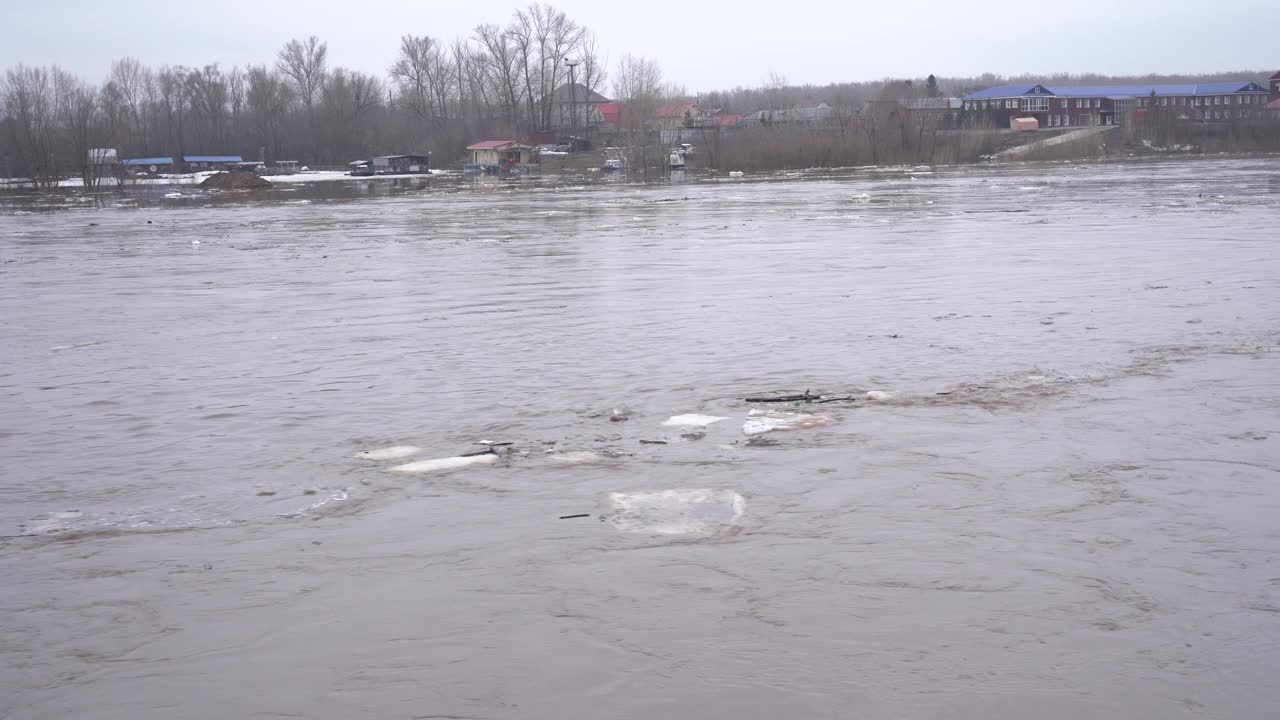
[191,240,200,246]
[354,445,423,460]
[388,454,497,474]
[547,451,606,465]
[864,390,895,401]
[164,192,183,199]
[602,489,745,536]
[661,413,728,429]
[742,409,834,436]
[729,171,744,178]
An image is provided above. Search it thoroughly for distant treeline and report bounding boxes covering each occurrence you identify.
[698,70,1276,117]
[2,2,1276,187]
[0,3,622,187]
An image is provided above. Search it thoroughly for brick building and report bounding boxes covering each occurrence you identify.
[962,81,1271,128]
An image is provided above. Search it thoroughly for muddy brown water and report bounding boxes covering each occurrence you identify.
[2,158,1279,719]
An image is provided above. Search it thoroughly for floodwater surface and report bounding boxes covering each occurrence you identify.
[2,158,1279,719]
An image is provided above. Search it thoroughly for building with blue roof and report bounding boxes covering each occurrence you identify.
[119,155,244,174]
[961,79,1272,129]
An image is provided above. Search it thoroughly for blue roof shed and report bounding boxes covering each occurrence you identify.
[183,155,243,163]
[121,157,175,166]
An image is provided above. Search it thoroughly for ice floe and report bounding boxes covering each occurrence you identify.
[602,489,745,536]
[388,454,498,474]
[742,409,834,436]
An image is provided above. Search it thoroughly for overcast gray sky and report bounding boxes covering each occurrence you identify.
[3,0,1276,91]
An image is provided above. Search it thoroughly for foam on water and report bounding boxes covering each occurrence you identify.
[661,413,729,428]
[546,450,607,465]
[354,445,423,460]
[602,489,745,537]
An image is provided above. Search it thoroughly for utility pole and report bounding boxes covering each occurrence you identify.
[565,59,579,148]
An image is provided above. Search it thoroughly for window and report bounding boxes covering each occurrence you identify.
[1022,97,1048,112]
[1062,114,1070,126]
[1094,99,1100,108]
[1161,97,1168,106]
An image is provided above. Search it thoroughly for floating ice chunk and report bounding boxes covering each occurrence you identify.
[728,171,744,178]
[603,489,744,536]
[164,192,183,199]
[547,451,607,465]
[864,390,895,401]
[354,445,423,460]
[742,409,833,436]
[661,413,728,429]
[388,454,497,474]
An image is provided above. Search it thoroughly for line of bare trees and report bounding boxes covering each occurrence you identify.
[0,2,627,186]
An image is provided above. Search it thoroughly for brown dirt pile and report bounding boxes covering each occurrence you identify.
[199,171,273,190]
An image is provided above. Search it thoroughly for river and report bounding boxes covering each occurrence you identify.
[2,157,1279,719]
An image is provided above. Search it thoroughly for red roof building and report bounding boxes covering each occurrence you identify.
[655,102,698,118]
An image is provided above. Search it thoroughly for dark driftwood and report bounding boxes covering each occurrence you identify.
[815,396,857,404]
[559,513,591,520]
[460,447,498,457]
[639,439,668,445]
[745,389,821,403]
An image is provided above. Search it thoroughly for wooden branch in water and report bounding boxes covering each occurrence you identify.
[745,389,822,403]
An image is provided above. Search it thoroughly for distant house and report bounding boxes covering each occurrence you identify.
[183,155,242,170]
[547,83,610,130]
[864,97,963,129]
[654,103,711,144]
[465,141,537,175]
[120,157,176,173]
[716,113,743,128]
[740,103,834,128]
[372,154,429,174]
[597,102,635,132]
[1270,71,1280,100]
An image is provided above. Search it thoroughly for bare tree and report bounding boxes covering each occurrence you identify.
[390,34,452,130]
[612,54,663,177]
[108,57,149,153]
[322,68,383,162]
[186,64,228,151]
[156,65,190,160]
[2,64,59,187]
[246,65,291,161]
[474,23,524,129]
[276,36,328,160]
[228,65,245,153]
[578,31,607,100]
